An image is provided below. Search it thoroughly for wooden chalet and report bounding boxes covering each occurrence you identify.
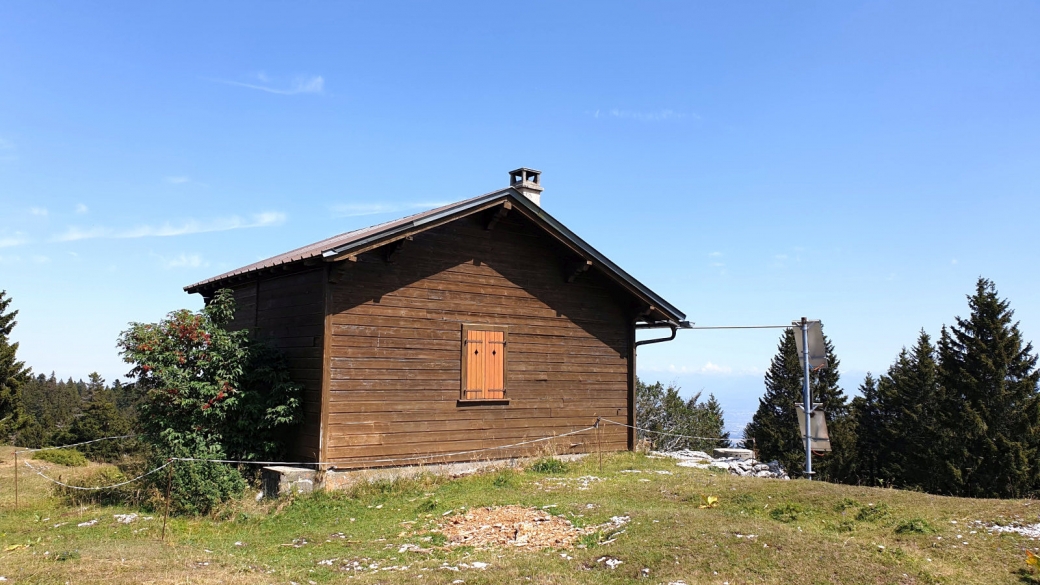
[185,169,687,469]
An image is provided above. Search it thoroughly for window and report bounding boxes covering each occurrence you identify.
[461,325,508,401]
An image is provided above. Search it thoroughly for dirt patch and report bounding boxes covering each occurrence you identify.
[440,505,583,548]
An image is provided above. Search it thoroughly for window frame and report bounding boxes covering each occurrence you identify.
[459,323,510,404]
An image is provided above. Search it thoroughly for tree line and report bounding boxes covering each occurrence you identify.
[635,379,729,453]
[744,277,1040,498]
[0,288,302,515]
[0,291,140,460]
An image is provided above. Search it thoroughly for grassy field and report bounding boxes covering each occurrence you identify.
[2,444,1040,584]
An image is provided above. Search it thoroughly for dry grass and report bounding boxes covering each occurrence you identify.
[3,444,1040,584]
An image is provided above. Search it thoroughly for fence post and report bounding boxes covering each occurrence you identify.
[161,459,174,542]
[596,419,603,473]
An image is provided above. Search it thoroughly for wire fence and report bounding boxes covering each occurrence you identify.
[599,418,746,445]
[14,434,141,455]
[20,458,172,491]
[12,420,744,493]
[9,421,747,540]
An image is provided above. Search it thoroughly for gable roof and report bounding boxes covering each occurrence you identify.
[185,188,686,324]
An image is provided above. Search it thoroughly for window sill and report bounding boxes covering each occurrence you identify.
[457,399,510,406]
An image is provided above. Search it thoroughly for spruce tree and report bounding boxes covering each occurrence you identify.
[884,331,943,492]
[71,382,134,462]
[935,278,1040,498]
[850,373,883,485]
[0,290,30,439]
[705,394,730,443]
[744,326,853,480]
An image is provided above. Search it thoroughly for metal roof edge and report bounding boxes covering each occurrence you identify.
[185,187,685,323]
[504,192,687,323]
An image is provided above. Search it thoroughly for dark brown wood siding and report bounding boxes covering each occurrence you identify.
[325,212,631,467]
[225,269,326,461]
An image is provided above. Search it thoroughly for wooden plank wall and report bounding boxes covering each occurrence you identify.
[226,269,326,461]
[325,212,632,468]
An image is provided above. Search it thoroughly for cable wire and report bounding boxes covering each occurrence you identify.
[172,424,600,467]
[22,459,171,491]
[15,434,142,455]
[598,418,743,444]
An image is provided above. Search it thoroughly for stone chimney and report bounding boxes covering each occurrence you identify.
[509,168,544,207]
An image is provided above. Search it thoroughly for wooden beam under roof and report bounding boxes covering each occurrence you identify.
[384,237,412,263]
[485,201,512,230]
[566,259,592,283]
[328,255,357,283]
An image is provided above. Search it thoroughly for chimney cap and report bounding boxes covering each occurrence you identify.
[509,167,544,206]
[509,167,542,188]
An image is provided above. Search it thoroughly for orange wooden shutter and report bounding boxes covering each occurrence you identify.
[485,331,505,399]
[464,329,485,399]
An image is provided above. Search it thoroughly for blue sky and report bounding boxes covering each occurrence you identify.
[2,1,1039,433]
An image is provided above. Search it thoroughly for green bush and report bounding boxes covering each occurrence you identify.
[165,460,246,516]
[492,469,518,488]
[33,448,87,467]
[855,503,891,522]
[834,497,860,512]
[529,457,568,474]
[55,465,147,507]
[414,498,438,513]
[769,502,804,523]
[895,517,935,534]
[118,289,302,515]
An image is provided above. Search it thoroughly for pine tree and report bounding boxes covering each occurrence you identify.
[0,290,30,439]
[850,373,883,485]
[884,331,943,492]
[635,378,729,452]
[71,382,134,462]
[935,278,1040,498]
[744,326,853,480]
[705,394,730,443]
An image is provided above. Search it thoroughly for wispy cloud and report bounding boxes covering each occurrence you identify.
[330,202,449,218]
[53,212,286,242]
[29,207,48,216]
[0,137,15,163]
[709,251,723,257]
[214,72,325,95]
[644,362,760,376]
[75,204,88,214]
[165,176,191,184]
[0,235,27,248]
[161,253,208,269]
[590,108,697,121]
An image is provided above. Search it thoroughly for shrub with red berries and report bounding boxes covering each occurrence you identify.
[118,289,301,514]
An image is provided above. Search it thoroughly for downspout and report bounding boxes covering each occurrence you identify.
[629,319,692,449]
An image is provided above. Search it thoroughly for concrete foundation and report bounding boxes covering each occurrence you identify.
[325,453,587,491]
[262,465,318,498]
[261,454,589,497]
[713,448,754,460]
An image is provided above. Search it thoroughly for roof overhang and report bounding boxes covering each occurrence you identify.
[186,188,685,324]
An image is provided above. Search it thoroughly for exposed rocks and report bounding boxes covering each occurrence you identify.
[438,505,630,549]
[654,450,790,480]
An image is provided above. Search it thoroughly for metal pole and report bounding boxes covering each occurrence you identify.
[801,317,813,480]
[161,460,174,541]
[596,418,603,473]
[14,450,18,509]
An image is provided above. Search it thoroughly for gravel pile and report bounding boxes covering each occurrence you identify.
[438,505,630,549]
[654,450,790,480]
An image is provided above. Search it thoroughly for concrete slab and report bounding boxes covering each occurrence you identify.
[713,448,754,460]
[262,465,318,498]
